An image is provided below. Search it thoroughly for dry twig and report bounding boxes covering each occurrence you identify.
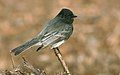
[22,57,47,75]
[53,47,71,75]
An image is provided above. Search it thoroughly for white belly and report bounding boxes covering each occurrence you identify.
[51,40,65,49]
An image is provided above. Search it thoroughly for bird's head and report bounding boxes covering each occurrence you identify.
[57,8,77,20]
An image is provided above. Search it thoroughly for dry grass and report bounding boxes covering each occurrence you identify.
[1,57,47,75]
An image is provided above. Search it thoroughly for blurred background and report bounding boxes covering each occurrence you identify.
[0,0,120,75]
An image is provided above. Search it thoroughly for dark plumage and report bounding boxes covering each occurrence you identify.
[11,8,77,55]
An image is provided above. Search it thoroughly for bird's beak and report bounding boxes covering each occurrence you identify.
[73,15,77,18]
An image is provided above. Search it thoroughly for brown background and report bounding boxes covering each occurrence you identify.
[0,0,120,75]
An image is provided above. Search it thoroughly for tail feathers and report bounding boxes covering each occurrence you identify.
[11,38,39,56]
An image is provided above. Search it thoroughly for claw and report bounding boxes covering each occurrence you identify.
[36,44,44,52]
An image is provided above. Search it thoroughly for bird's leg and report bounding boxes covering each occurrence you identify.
[53,47,71,75]
[36,44,43,51]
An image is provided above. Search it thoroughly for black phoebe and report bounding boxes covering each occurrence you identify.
[11,8,77,55]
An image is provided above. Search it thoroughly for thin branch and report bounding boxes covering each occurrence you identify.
[10,53,15,69]
[53,47,71,75]
[22,57,47,75]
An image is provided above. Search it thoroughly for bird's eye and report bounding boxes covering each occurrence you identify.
[67,14,73,17]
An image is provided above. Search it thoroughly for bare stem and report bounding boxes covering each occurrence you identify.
[53,47,71,75]
[10,53,15,69]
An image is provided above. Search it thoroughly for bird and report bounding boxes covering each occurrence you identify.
[11,8,77,56]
